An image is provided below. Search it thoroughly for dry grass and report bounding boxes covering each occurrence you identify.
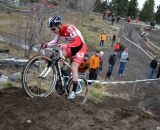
[89,83,107,101]
[0,11,120,51]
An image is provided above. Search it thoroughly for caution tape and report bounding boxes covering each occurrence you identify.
[123,32,153,59]
[128,22,160,29]
[87,78,160,85]
[3,58,28,62]
[146,36,160,51]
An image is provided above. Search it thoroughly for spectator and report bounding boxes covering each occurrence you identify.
[89,51,100,81]
[108,11,111,19]
[118,47,129,76]
[157,62,160,78]
[150,20,155,30]
[148,58,158,79]
[111,15,115,26]
[134,18,139,23]
[111,34,116,47]
[119,42,125,57]
[116,16,120,23]
[127,16,131,23]
[114,42,120,55]
[141,31,146,37]
[106,53,116,79]
[103,10,107,19]
[99,51,104,71]
[99,32,106,47]
[77,54,90,92]
[78,54,90,76]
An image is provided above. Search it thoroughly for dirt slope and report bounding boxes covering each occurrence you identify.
[0,87,160,130]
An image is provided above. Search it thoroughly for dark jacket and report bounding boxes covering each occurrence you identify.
[150,59,158,69]
[112,35,116,41]
[109,54,116,66]
[120,44,125,51]
[157,64,160,78]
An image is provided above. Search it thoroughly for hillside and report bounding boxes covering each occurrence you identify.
[0,3,160,130]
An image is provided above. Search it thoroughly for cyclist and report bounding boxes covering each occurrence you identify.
[41,16,87,99]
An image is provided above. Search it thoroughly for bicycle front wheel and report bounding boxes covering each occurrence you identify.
[67,75,89,105]
[22,55,57,97]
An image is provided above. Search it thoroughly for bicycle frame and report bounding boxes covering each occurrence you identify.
[39,47,72,91]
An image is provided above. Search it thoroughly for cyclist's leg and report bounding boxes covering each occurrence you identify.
[69,44,87,97]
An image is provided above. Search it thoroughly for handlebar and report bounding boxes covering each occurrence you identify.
[41,47,65,60]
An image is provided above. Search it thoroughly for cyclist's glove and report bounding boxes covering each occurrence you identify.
[59,44,67,50]
[41,43,48,48]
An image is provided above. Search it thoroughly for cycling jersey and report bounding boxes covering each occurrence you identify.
[47,24,87,64]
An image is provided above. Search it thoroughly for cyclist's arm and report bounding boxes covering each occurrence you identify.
[47,34,60,47]
[66,27,82,48]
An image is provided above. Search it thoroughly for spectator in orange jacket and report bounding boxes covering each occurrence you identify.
[99,33,106,47]
[89,51,100,81]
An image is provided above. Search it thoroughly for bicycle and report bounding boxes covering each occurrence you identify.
[22,47,89,104]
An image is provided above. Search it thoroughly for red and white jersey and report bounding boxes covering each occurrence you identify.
[47,24,85,47]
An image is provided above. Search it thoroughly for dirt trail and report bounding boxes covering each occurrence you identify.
[0,87,160,130]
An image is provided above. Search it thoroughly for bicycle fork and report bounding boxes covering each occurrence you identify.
[38,61,52,79]
[38,67,52,79]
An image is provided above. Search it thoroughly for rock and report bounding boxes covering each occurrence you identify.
[9,72,21,82]
[27,120,32,123]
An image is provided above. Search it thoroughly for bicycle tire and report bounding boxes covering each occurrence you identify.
[22,55,57,97]
[67,75,89,105]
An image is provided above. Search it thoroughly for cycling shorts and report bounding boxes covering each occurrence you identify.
[64,43,87,64]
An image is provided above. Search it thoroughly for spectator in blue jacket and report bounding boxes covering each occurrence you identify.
[106,53,116,79]
[118,47,129,76]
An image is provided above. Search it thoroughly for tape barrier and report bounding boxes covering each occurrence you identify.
[87,78,160,85]
[3,58,28,62]
[123,32,153,59]
[128,22,160,51]
[146,37,160,51]
[128,22,160,29]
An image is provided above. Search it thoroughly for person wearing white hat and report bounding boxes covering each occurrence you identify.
[99,51,104,71]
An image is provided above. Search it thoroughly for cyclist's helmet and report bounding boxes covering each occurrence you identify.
[47,16,62,28]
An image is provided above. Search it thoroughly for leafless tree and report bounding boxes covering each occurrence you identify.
[13,3,50,58]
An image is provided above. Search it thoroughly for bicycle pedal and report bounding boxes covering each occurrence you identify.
[38,76,46,80]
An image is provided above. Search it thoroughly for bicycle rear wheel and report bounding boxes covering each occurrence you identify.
[68,76,89,105]
[22,55,57,97]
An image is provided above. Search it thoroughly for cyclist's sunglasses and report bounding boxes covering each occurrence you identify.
[50,27,56,31]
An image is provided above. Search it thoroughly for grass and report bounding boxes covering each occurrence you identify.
[89,83,107,101]
[0,41,24,58]
[0,11,120,51]
[0,12,27,35]
[0,81,14,89]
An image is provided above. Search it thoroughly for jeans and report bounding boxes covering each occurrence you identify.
[118,62,126,75]
[148,67,155,79]
[99,40,104,47]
